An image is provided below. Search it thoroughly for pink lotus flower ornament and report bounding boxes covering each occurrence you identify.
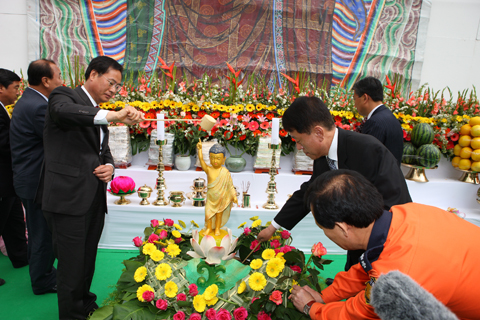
[186,229,238,265]
[109,176,135,194]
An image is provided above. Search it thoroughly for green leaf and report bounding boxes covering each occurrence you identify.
[176,301,191,307]
[112,300,156,320]
[89,306,114,320]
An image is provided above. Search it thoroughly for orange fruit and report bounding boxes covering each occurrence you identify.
[460,124,472,136]
[472,161,480,172]
[451,156,461,167]
[472,149,480,161]
[469,117,480,127]
[471,125,480,137]
[458,135,472,147]
[471,137,480,149]
[453,144,462,156]
[460,147,473,159]
[459,159,472,170]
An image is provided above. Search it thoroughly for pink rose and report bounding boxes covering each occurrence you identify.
[148,234,159,243]
[189,313,201,320]
[175,237,183,244]
[233,307,248,320]
[159,230,168,240]
[216,309,232,320]
[289,265,302,273]
[177,293,187,301]
[243,227,251,235]
[257,311,271,320]
[189,283,199,296]
[280,230,291,239]
[142,290,154,302]
[281,245,295,253]
[132,236,143,247]
[205,308,216,320]
[311,242,327,257]
[270,239,281,249]
[151,219,159,227]
[156,299,168,310]
[110,176,135,194]
[250,240,260,252]
[173,311,186,320]
[164,219,174,226]
[269,290,282,305]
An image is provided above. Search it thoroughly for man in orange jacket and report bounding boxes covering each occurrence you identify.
[290,169,480,319]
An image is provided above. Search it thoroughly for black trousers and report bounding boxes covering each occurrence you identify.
[44,182,106,320]
[0,196,28,268]
[22,198,56,294]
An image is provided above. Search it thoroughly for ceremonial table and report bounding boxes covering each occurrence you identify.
[99,153,480,254]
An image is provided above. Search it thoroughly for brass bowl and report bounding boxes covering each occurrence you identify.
[168,191,186,207]
[137,184,153,205]
[454,167,479,184]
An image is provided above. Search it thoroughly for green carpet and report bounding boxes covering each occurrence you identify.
[0,250,346,319]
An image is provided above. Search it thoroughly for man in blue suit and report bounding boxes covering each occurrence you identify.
[10,59,63,294]
[353,76,404,165]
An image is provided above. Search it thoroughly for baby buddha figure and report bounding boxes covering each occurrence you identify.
[197,141,238,236]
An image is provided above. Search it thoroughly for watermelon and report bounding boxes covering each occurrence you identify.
[416,144,441,168]
[411,123,434,147]
[402,142,417,164]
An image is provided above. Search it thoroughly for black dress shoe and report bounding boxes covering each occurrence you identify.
[35,285,57,295]
[325,278,334,286]
[0,278,5,286]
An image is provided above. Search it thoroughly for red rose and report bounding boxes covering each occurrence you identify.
[257,311,272,320]
[216,308,232,320]
[132,236,143,247]
[250,240,261,252]
[156,299,168,310]
[269,290,282,305]
[270,239,281,249]
[177,293,187,301]
[148,234,159,243]
[311,242,327,257]
[142,290,154,302]
[175,237,183,244]
[173,311,186,320]
[205,308,216,320]
[151,219,159,227]
[189,313,202,320]
[164,219,174,226]
[289,265,302,273]
[189,283,199,296]
[233,307,248,320]
[243,227,251,235]
[280,230,291,239]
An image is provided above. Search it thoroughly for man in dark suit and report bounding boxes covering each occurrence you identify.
[353,76,404,164]
[257,96,411,271]
[10,59,63,294]
[38,56,143,320]
[0,69,28,286]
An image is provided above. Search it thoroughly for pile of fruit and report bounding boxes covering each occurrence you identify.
[451,117,480,172]
[402,123,442,168]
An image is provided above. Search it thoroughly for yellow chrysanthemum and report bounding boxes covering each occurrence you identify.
[203,284,218,301]
[246,104,255,112]
[238,222,246,229]
[251,219,262,228]
[262,249,276,260]
[171,230,181,238]
[191,220,199,228]
[136,284,154,302]
[205,296,218,306]
[178,220,186,228]
[237,281,247,294]
[158,221,165,226]
[173,223,183,230]
[193,295,206,312]
[276,252,284,259]
[166,244,181,257]
[164,281,178,298]
[266,260,282,278]
[249,272,267,291]
[133,266,147,282]
[150,250,165,262]
[250,259,263,270]
[166,239,175,245]
[249,216,259,221]
[142,243,156,255]
[155,263,172,280]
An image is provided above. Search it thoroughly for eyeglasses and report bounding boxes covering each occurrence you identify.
[102,75,122,92]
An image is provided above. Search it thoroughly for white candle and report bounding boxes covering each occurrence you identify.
[157,113,165,140]
[271,118,279,145]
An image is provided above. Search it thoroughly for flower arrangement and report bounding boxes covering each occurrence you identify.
[93,217,332,320]
[108,176,136,194]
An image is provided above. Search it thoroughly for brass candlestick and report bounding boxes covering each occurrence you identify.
[263,143,280,209]
[153,139,168,206]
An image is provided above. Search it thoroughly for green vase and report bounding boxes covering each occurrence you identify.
[225,155,247,172]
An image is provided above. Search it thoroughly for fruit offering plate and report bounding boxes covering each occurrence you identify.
[453,167,480,184]
[401,163,438,170]
[401,163,438,183]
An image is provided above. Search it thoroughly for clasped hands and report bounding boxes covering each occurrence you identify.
[107,105,144,125]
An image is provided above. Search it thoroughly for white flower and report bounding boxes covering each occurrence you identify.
[186,229,238,265]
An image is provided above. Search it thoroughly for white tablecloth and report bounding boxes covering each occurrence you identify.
[99,153,480,254]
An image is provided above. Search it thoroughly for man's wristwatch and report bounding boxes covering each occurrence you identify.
[303,300,315,316]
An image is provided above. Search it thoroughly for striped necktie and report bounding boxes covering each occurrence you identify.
[326,157,337,170]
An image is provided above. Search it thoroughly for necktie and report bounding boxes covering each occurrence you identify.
[326,157,337,170]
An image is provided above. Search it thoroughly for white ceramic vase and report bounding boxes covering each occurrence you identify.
[175,155,191,171]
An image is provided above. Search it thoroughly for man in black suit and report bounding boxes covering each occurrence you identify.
[10,60,63,294]
[353,76,404,164]
[38,56,143,320]
[257,96,411,271]
[0,69,28,286]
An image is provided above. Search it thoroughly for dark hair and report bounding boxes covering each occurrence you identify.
[0,68,21,89]
[282,96,334,133]
[305,169,384,229]
[27,59,55,86]
[352,76,384,102]
[85,56,123,80]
